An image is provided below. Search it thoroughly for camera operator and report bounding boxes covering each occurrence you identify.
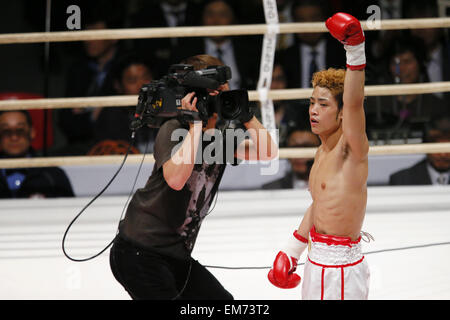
[109,54,278,300]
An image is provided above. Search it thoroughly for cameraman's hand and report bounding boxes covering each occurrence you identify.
[181,92,199,112]
[207,83,229,97]
[238,104,255,124]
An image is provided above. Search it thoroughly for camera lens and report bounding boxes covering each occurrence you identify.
[220,96,240,120]
[217,90,248,120]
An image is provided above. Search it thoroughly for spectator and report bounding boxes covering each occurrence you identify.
[0,111,74,198]
[371,0,404,56]
[276,0,345,89]
[227,0,265,25]
[263,128,320,189]
[255,60,310,146]
[389,115,450,185]
[58,7,124,156]
[365,36,448,142]
[130,0,203,77]
[275,0,295,50]
[89,53,156,154]
[403,0,450,100]
[171,0,261,90]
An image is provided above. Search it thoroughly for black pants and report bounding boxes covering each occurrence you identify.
[109,236,234,300]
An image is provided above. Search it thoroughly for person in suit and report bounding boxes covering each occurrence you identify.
[254,60,311,147]
[0,110,74,198]
[365,35,448,142]
[389,116,450,185]
[170,0,261,90]
[59,7,125,156]
[130,0,203,77]
[89,53,155,154]
[263,128,320,189]
[404,0,450,95]
[276,0,346,89]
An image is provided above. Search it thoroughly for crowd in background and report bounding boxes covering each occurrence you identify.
[0,0,449,197]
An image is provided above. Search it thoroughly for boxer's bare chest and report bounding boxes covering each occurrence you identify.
[308,142,345,200]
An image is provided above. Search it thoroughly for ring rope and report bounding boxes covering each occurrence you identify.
[0,18,449,44]
[0,142,449,169]
[0,82,449,111]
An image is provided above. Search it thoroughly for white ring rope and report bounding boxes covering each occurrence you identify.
[0,82,449,111]
[0,142,449,169]
[0,18,449,44]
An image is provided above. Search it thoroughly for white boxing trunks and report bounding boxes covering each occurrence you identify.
[301,226,370,300]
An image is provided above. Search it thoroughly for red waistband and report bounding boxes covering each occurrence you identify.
[310,226,361,247]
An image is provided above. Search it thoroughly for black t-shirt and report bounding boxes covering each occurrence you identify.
[119,118,243,260]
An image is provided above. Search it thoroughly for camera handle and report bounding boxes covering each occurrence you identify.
[130,118,143,131]
[178,109,202,120]
[130,84,158,131]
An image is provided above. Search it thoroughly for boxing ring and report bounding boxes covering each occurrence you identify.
[1,1,450,300]
[1,186,450,300]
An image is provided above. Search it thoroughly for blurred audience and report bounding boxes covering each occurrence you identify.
[90,53,155,154]
[263,128,320,189]
[94,53,153,151]
[130,0,203,77]
[0,111,74,198]
[275,0,295,50]
[58,8,125,156]
[255,60,310,146]
[403,0,450,100]
[171,0,261,90]
[365,36,448,142]
[276,0,345,89]
[389,115,450,185]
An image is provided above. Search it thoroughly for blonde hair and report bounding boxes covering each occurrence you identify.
[180,54,224,71]
[311,68,345,110]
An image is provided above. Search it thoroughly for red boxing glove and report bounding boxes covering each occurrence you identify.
[268,231,308,289]
[268,251,301,289]
[325,12,365,46]
[326,12,366,70]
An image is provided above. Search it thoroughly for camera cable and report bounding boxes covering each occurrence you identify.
[61,131,149,262]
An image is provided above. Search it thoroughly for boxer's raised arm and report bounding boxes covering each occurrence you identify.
[342,69,368,160]
[326,13,369,161]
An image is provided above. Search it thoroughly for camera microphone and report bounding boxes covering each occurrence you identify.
[133,86,148,120]
[130,119,143,131]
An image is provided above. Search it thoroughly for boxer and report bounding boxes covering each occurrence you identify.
[268,12,371,300]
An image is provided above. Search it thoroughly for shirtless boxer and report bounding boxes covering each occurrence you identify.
[268,12,370,300]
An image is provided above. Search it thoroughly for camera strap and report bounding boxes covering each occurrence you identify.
[257,0,279,145]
